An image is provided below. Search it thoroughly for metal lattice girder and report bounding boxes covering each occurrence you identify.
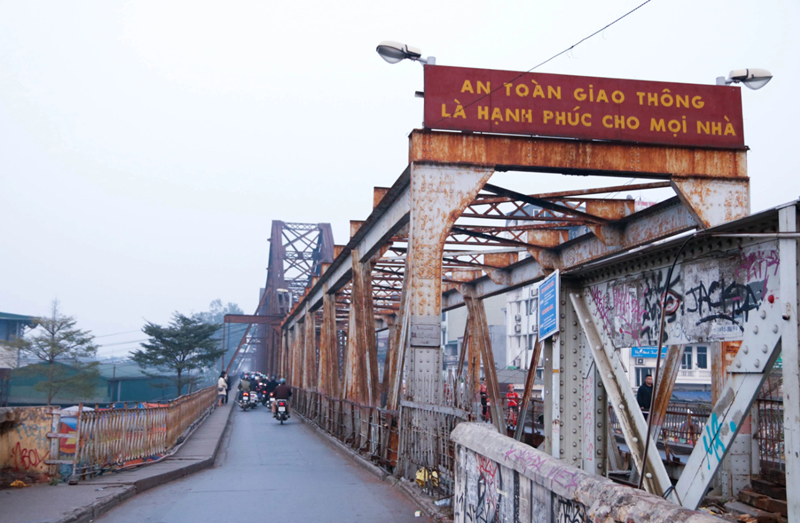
[571,291,677,500]
[442,197,698,309]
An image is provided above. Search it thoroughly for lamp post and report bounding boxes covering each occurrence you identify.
[716,68,773,90]
[376,41,435,65]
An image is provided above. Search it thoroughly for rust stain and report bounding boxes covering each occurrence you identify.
[410,130,748,178]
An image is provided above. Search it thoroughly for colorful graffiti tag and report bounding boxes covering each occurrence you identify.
[588,244,780,346]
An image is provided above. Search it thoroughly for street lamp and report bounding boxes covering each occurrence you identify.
[376,41,436,65]
[716,68,773,90]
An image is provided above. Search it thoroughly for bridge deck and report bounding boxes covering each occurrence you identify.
[94,404,430,523]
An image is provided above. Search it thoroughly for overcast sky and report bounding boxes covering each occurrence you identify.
[2,0,797,357]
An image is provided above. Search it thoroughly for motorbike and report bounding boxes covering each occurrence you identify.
[275,399,289,424]
[263,392,273,408]
[239,391,259,411]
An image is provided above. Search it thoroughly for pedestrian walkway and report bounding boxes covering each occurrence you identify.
[94,404,432,523]
[0,398,234,523]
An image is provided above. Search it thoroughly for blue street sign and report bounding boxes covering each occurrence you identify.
[538,270,559,340]
[631,346,668,358]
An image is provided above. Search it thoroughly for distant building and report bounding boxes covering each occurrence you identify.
[0,311,33,406]
[0,312,33,369]
[441,295,506,375]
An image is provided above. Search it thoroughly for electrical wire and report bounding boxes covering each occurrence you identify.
[93,330,141,339]
[427,0,654,129]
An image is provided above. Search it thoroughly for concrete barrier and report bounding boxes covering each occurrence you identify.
[450,423,724,523]
[0,407,53,484]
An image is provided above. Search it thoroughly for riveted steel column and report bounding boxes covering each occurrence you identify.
[342,252,380,407]
[318,286,339,398]
[291,324,303,388]
[562,281,607,475]
[780,204,800,522]
[406,163,493,404]
[303,307,316,392]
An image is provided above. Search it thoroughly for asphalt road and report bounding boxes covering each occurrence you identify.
[95,403,432,523]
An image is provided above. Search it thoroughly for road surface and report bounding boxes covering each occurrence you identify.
[95,404,432,522]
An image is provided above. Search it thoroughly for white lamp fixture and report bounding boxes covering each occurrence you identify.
[716,68,773,90]
[376,41,435,65]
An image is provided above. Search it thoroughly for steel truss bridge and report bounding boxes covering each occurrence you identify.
[237,130,797,520]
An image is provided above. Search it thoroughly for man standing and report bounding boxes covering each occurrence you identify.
[479,378,488,421]
[637,374,654,420]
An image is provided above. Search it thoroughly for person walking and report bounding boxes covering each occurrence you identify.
[223,372,231,404]
[217,373,227,406]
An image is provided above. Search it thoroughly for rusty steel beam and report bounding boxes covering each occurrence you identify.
[224,314,283,324]
[463,290,503,433]
[471,181,673,204]
[442,197,698,309]
[514,335,542,441]
[409,130,747,179]
[648,345,683,442]
[481,183,610,224]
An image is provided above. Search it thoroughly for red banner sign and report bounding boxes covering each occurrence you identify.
[423,65,744,149]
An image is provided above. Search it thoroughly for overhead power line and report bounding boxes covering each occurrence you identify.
[428,0,654,129]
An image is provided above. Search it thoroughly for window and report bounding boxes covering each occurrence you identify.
[682,347,693,369]
[536,368,544,380]
[696,346,708,369]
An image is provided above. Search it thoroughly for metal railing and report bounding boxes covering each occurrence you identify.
[291,388,400,470]
[70,385,217,479]
[755,398,785,473]
[609,402,712,447]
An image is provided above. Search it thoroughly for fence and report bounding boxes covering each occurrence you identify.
[291,384,477,499]
[755,398,784,474]
[67,385,217,480]
[291,388,399,470]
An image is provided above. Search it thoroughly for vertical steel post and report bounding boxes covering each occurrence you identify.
[405,163,492,405]
[304,307,316,392]
[318,286,338,398]
[543,336,555,456]
[779,204,800,522]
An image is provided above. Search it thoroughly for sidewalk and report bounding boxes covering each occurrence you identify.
[0,398,234,523]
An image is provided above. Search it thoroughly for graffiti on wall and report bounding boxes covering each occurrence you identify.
[458,450,506,523]
[588,244,780,346]
[553,493,587,523]
[0,407,52,477]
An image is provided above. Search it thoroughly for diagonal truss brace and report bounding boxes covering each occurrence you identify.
[674,210,792,509]
[570,291,678,503]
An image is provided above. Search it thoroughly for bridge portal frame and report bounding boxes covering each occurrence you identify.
[278,129,800,517]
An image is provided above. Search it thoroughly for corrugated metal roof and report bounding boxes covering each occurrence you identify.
[0,312,33,322]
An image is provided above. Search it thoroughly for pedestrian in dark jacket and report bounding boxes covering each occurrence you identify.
[637,374,654,420]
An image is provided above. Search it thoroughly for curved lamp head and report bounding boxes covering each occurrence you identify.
[376,41,434,65]
[716,68,773,90]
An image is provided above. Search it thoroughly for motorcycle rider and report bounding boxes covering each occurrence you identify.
[271,378,293,418]
[265,375,279,395]
[238,374,252,402]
